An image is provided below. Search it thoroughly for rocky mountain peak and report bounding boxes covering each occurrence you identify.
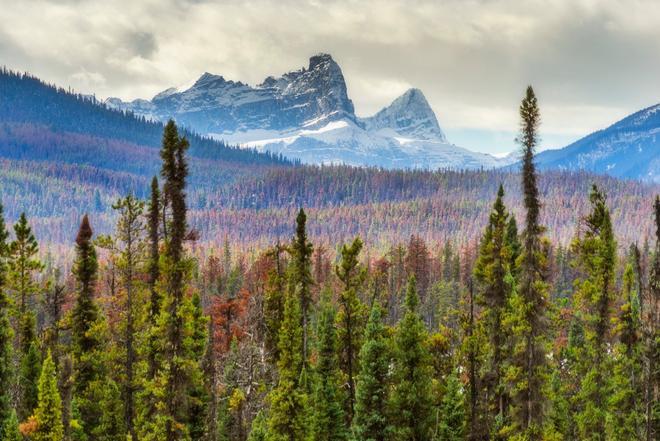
[361,88,446,141]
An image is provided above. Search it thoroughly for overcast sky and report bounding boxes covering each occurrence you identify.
[2,0,660,154]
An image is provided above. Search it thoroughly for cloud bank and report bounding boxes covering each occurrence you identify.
[1,0,659,153]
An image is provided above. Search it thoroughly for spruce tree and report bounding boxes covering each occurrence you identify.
[112,194,146,440]
[9,212,43,419]
[18,340,41,420]
[8,212,42,333]
[353,303,390,441]
[71,214,106,438]
[473,184,513,435]
[311,290,347,441]
[264,241,286,361]
[0,203,14,439]
[288,208,314,365]
[437,369,465,441]
[160,119,195,441]
[146,176,161,381]
[390,276,433,441]
[138,176,162,431]
[266,285,308,441]
[336,237,367,421]
[33,351,64,441]
[506,85,550,437]
[607,264,643,440]
[571,185,616,439]
[3,410,20,441]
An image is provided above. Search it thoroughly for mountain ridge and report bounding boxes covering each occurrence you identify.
[534,102,660,182]
[107,53,506,170]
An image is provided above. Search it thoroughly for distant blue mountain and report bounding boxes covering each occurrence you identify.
[0,68,292,166]
[534,103,660,182]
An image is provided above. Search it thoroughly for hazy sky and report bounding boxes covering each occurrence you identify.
[2,0,660,154]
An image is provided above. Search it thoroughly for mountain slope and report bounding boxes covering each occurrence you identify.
[534,103,660,182]
[0,68,291,166]
[108,54,503,170]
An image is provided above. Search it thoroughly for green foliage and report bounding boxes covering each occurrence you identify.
[353,303,390,441]
[266,286,308,441]
[264,242,287,361]
[336,237,367,421]
[2,409,21,441]
[606,264,644,440]
[288,208,314,365]
[247,411,268,441]
[311,290,347,441]
[19,339,41,420]
[34,351,64,441]
[8,212,42,316]
[389,276,433,440]
[437,370,465,441]
[71,214,110,438]
[473,184,514,434]
[508,85,551,437]
[571,185,617,439]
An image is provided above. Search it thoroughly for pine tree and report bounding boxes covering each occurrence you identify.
[266,285,308,441]
[353,303,390,441]
[311,290,347,441]
[336,237,367,421]
[71,214,107,438]
[437,370,465,441]
[112,194,146,440]
[606,264,643,440]
[288,208,314,365]
[248,411,268,441]
[506,85,550,438]
[473,184,514,436]
[138,176,162,431]
[0,203,15,441]
[390,276,433,441]
[3,409,20,441]
[33,351,64,441]
[146,176,161,381]
[9,212,43,419]
[264,241,286,361]
[18,340,41,420]
[571,185,616,440]
[506,216,521,271]
[188,292,210,441]
[8,212,42,341]
[160,119,194,441]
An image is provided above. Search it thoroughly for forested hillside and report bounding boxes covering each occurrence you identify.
[0,89,657,441]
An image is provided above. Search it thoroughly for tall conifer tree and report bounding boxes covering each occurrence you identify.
[353,303,390,441]
[473,184,514,436]
[266,285,308,441]
[33,351,64,441]
[288,209,313,365]
[71,214,105,437]
[390,276,433,441]
[336,237,366,421]
[506,86,550,437]
[311,290,347,441]
[571,185,616,439]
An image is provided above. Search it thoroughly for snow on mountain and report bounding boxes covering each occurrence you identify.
[107,53,504,170]
[533,103,660,182]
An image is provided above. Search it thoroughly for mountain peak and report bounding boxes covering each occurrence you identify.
[309,53,335,69]
[361,88,446,141]
[194,72,226,87]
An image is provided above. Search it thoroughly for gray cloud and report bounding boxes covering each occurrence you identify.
[0,0,659,153]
